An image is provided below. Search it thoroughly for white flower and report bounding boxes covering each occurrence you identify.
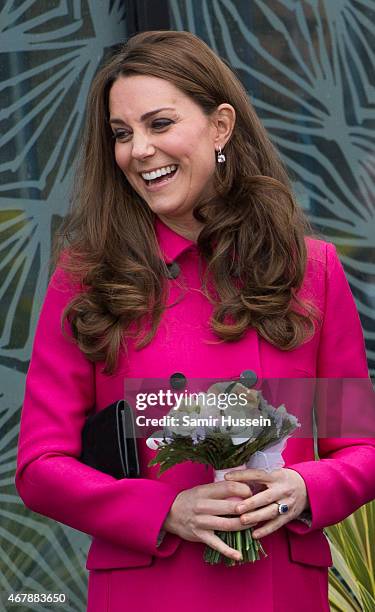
[206,382,230,395]
[146,430,171,450]
[231,436,251,446]
[191,425,206,444]
[199,398,222,421]
[168,411,199,436]
[184,392,208,414]
[219,406,252,438]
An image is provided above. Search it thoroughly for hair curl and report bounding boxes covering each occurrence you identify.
[54,30,319,375]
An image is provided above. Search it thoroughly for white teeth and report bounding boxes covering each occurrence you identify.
[141,164,177,181]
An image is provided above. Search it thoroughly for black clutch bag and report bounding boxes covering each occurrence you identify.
[80,399,140,479]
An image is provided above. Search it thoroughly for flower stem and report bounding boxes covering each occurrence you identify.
[204,528,267,566]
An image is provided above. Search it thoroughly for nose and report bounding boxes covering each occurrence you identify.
[131,132,155,160]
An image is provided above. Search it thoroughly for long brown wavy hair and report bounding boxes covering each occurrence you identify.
[54,30,319,375]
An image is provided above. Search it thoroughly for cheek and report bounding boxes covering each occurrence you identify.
[114,144,130,171]
[162,133,193,159]
[193,144,216,178]
[167,122,208,159]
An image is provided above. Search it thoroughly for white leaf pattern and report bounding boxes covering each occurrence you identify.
[1,1,374,609]
[170,0,374,373]
[0,2,126,609]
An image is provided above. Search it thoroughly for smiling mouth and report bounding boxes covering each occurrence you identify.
[141,164,178,187]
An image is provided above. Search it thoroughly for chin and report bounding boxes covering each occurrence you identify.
[147,200,188,217]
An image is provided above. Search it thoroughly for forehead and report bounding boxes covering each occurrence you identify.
[108,74,197,119]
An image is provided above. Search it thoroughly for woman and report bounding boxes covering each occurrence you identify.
[16,30,375,612]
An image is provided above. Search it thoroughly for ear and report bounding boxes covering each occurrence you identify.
[211,103,236,149]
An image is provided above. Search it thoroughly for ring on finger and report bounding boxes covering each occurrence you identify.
[276,502,289,514]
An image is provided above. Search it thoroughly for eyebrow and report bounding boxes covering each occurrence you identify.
[109,107,176,125]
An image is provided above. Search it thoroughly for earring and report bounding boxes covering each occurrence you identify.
[217,146,226,163]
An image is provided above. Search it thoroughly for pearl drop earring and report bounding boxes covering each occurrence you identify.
[217,146,226,163]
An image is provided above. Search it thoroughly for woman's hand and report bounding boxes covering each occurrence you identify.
[224,468,309,539]
[163,480,252,561]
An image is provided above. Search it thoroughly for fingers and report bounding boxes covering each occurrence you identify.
[196,514,249,532]
[235,488,281,514]
[194,498,243,516]
[252,514,287,539]
[239,502,279,526]
[201,480,252,500]
[199,530,242,562]
[225,468,278,483]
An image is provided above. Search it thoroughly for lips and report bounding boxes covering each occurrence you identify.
[141,164,178,182]
[141,165,179,190]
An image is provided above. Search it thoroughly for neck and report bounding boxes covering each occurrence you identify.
[156,215,204,243]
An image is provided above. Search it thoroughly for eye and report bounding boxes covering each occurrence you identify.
[112,129,132,142]
[152,119,174,130]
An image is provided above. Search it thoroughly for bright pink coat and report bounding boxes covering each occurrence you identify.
[16,218,375,612]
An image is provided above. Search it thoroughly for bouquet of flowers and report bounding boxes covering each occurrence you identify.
[146,380,300,566]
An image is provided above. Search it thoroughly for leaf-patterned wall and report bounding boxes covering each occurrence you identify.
[0,1,126,610]
[169,0,375,373]
[0,1,373,610]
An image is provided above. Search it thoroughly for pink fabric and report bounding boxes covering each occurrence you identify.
[16,217,375,611]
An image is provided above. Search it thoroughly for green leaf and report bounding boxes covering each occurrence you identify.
[327,501,375,612]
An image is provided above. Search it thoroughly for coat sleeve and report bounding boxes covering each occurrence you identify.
[287,242,375,534]
[15,266,182,557]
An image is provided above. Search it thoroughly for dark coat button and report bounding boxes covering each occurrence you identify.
[170,372,187,390]
[240,370,258,388]
[165,261,180,279]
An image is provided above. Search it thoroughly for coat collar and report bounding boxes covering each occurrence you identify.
[153,214,262,388]
[154,216,197,264]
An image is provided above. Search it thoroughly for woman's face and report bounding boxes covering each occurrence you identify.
[108,75,219,233]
